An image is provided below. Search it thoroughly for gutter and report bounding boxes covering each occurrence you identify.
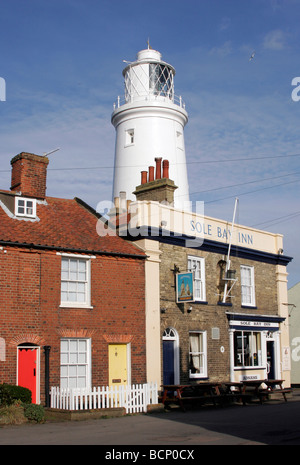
[0,240,147,260]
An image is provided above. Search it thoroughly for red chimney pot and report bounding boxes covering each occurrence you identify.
[141,171,148,185]
[148,166,155,182]
[162,159,169,179]
[155,157,162,180]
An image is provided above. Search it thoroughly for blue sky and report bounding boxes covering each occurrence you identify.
[0,0,300,287]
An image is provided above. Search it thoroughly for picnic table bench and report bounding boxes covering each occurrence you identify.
[160,379,292,410]
[161,383,224,411]
[257,379,292,403]
[227,379,292,404]
[223,382,251,405]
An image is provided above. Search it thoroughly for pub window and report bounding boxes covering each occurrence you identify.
[234,331,262,367]
[189,331,207,378]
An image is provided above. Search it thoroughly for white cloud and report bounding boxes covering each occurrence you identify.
[209,41,233,57]
[263,29,287,50]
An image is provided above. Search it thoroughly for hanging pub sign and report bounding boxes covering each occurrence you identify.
[176,272,194,303]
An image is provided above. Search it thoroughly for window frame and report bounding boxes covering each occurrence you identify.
[188,256,206,302]
[15,196,36,218]
[60,254,92,308]
[189,331,207,379]
[240,265,256,307]
[60,338,91,389]
[233,330,262,368]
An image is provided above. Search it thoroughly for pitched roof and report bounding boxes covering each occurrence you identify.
[0,192,145,258]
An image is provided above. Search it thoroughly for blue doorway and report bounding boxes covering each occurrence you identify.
[163,340,175,385]
[162,328,179,385]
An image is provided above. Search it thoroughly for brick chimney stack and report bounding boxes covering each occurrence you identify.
[10,152,49,199]
[133,158,178,205]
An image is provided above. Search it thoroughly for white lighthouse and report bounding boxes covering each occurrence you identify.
[111,45,190,209]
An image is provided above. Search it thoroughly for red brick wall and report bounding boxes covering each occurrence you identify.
[0,246,146,403]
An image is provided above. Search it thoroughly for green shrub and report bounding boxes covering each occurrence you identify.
[0,383,32,406]
[23,403,45,423]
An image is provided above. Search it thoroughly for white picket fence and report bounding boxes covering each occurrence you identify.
[50,382,158,414]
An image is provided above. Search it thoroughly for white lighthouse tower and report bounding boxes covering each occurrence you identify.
[111,45,190,209]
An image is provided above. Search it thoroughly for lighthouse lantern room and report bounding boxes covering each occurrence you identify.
[112,45,190,209]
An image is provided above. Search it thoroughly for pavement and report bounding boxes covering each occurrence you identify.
[1,390,300,447]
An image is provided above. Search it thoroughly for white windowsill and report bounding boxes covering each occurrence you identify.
[59,304,93,309]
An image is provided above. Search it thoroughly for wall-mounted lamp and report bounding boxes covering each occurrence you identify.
[173,264,180,274]
[160,308,166,314]
[187,306,192,314]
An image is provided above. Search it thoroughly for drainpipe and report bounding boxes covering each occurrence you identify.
[44,346,51,407]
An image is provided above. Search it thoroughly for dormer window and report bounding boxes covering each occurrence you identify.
[15,197,36,218]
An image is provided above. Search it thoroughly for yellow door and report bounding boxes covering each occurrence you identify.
[109,344,128,386]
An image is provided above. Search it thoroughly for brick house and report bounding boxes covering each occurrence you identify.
[0,152,146,405]
[113,158,293,388]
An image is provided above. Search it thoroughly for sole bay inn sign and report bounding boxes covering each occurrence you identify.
[190,220,254,246]
[97,199,285,256]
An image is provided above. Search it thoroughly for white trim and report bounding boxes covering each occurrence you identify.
[56,252,96,259]
[127,343,132,386]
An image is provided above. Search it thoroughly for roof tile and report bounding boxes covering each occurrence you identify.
[0,194,144,257]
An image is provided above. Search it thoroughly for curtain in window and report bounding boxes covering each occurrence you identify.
[189,334,201,373]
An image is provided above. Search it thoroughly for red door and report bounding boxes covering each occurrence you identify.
[18,347,38,403]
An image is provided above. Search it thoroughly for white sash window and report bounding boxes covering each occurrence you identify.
[240,265,256,307]
[60,338,91,389]
[189,331,207,378]
[188,256,206,302]
[60,255,91,308]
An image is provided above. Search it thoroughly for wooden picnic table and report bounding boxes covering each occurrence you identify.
[161,383,223,410]
[241,379,264,395]
[224,381,243,393]
[223,382,249,405]
[228,379,292,403]
[259,379,292,403]
[160,380,293,410]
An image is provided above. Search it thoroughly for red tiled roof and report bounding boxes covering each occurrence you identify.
[0,193,145,258]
